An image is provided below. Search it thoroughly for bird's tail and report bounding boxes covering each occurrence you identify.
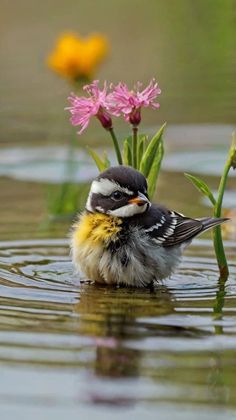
[198,217,229,233]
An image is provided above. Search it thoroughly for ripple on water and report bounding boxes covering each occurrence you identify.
[0,239,236,413]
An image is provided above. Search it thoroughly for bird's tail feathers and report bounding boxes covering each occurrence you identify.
[198,217,229,232]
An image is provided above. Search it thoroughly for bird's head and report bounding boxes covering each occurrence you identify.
[86,166,151,217]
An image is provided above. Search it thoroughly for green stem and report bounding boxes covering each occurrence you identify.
[213,146,233,279]
[132,126,138,169]
[213,275,227,335]
[108,128,123,165]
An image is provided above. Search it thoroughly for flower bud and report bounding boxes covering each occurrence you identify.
[230,136,236,170]
[231,149,236,169]
[129,107,141,126]
[96,107,113,130]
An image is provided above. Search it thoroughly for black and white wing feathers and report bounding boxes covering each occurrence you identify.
[136,204,227,248]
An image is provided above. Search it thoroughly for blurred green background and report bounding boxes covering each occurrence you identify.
[0,0,235,240]
[1,0,236,147]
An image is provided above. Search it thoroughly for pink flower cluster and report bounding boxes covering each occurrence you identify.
[67,78,161,134]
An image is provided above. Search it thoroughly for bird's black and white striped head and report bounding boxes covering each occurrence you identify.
[86,166,150,217]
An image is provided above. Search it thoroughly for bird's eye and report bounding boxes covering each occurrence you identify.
[111,191,123,201]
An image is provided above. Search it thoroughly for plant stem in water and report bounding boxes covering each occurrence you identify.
[213,142,235,279]
[213,275,227,334]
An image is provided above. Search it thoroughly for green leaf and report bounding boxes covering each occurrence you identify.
[147,138,164,199]
[140,123,166,177]
[137,135,148,169]
[122,139,132,166]
[103,151,111,170]
[87,147,110,172]
[184,173,216,206]
[122,134,147,167]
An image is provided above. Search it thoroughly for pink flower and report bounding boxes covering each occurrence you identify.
[67,80,112,134]
[107,78,161,125]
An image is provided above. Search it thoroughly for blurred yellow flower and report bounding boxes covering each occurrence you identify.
[47,32,109,81]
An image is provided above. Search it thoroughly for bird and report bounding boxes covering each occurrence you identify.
[71,165,227,288]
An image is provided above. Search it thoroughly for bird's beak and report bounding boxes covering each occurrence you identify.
[128,192,150,206]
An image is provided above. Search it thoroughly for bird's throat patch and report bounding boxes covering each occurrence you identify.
[73,212,122,247]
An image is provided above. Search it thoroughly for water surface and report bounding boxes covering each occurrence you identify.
[0,239,236,419]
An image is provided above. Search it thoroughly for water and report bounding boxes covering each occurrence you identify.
[0,239,235,419]
[1,147,236,419]
[1,128,236,184]
[0,134,236,419]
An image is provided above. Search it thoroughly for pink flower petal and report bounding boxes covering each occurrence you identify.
[106,78,161,123]
[66,81,111,134]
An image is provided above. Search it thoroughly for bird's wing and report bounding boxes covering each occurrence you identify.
[144,208,203,247]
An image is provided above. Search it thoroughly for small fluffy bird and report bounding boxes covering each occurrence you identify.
[71,166,226,287]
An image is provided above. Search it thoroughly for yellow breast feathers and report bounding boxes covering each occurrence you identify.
[72,212,122,247]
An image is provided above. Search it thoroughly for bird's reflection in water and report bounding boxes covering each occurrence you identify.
[76,282,175,345]
[74,282,207,406]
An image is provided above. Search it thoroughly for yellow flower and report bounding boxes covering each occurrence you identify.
[47,32,109,81]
